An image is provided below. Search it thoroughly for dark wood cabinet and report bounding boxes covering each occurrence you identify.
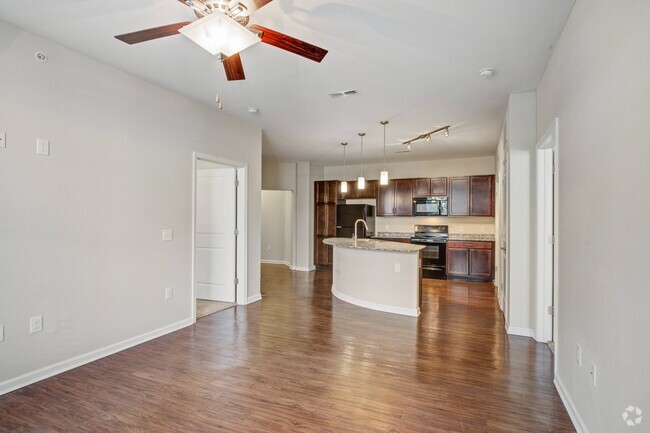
[412,178,431,198]
[469,175,494,216]
[431,177,448,196]
[413,177,448,197]
[449,177,470,216]
[314,181,338,266]
[338,180,377,200]
[377,179,413,216]
[449,175,494,216]
[446,241,494,281]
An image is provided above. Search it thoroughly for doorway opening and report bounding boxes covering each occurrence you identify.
[192,153,248,320]
[535,118,559,359]
[261,190,295,269]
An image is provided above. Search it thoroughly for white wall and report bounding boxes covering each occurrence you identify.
[323,156,496,180]
[504,92,537,336]
[537,1,650,431]
[0,21,262,390]
[261,190,293,266]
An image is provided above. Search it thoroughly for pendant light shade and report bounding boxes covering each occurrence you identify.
[380,120,389,185]
[340,142,348,193]
[357,133,366,189]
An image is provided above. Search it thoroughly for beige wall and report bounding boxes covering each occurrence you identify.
[0,21,262,390]
[537,1,650,431]
[261,191,293,266]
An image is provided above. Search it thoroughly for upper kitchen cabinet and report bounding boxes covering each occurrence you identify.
[338,180,377,200]
[316,180,339,204]
[413,177,448,198]
[378,179,413,216]
[449,175,494,216]
[469,175,494,216]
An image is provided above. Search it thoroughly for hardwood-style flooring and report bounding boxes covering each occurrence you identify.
[0,264,575,432]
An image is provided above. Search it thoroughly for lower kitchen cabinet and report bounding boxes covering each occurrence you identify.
[446,241,494,281]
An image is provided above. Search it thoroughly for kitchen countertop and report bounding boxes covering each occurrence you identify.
[447,234,495,241]
[374,232,496,242]
[324,237,425,253]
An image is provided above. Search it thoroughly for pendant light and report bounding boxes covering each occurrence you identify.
[340,143,348,193]
[357,133,366,189]
[380,121,389,185]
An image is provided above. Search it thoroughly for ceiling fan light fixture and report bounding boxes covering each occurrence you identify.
[228,2,247,17]
[179,12,260,57]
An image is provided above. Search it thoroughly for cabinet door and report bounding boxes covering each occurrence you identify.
[412,178,431,198]
[469,248,493,278]
[315,236,332,266]
[449,177,470,216]
[377,182,396,216]
[447,247,469,276]
[339,180,357,200]
[356,179,377,199]
[431,177,448,196]
[315,203,336,236]
[469,175,494,216]
[394,179,413,216]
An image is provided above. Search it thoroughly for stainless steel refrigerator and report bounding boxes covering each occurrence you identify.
[336,205,375,238]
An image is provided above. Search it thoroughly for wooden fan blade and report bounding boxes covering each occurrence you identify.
[249,25,328,63]
[223,53,246,81]
[115,22,191,45]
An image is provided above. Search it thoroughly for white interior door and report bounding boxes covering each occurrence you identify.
[195,167,237,302]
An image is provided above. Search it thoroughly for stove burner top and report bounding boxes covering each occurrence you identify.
[411,224,449,244]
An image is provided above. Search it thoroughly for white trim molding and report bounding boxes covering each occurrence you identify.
[506,326,535,338]
[245,294,262,304]
[261,259,292,268]
[291,265,315,272]
[0,318,195,396]
[332,286,420,318]
[554,376,588,433]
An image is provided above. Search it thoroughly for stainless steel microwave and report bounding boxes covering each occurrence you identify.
[412,196,448,216]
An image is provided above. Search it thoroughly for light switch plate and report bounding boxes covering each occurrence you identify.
[162,229,173,241]
[165,287,173,300]
[0,325,4,342]
[37,138,50,156]
[0,132,6,148]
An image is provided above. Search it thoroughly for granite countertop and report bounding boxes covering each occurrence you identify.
[447,234,495,241]
[373,232,413,239]
[324,237,425,253]
[375,232,495,242]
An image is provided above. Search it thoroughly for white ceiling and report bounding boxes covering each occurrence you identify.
[0,0,574,166]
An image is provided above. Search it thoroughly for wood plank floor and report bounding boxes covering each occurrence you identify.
[0,264,575,432]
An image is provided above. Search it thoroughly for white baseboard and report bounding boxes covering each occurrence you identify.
[0,317,195,396]
[332,286,420,317]
[554,376,588,433]
[291,265,315,272]
[245,293,262,304]
[506,326,534,337]
[261,259,291,268]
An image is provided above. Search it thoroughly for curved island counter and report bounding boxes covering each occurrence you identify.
[323,238,425,317]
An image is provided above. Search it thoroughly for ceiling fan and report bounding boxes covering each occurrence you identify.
[114,0,328,81]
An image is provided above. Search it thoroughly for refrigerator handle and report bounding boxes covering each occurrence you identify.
[336,226,343,229]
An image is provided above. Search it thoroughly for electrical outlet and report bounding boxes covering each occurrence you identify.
[30,316,43,334]
[576,344,582,366]
[394,263,401,273]
[36,138,50,156]
[0,131,6,148]
[0,325,4,342]
[165,287,173,300]
[589,361,597,386]
[267,245,271,251]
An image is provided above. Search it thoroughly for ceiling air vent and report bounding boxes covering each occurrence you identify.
[328,90,359,99]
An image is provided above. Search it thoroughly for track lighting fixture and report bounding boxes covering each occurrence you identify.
[402,125,451,147]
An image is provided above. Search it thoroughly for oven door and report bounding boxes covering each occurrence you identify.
[416,242,447,279]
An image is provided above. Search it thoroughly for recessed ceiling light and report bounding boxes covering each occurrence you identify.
[247,107,259,114]
[479,68,495,78]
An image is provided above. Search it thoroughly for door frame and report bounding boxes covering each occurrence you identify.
[535,118,559,370]
[191,152,249,320]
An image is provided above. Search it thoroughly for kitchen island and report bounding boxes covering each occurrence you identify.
[323,238,425,317]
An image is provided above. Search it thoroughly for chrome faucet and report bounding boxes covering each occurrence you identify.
[353,219,369,247]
